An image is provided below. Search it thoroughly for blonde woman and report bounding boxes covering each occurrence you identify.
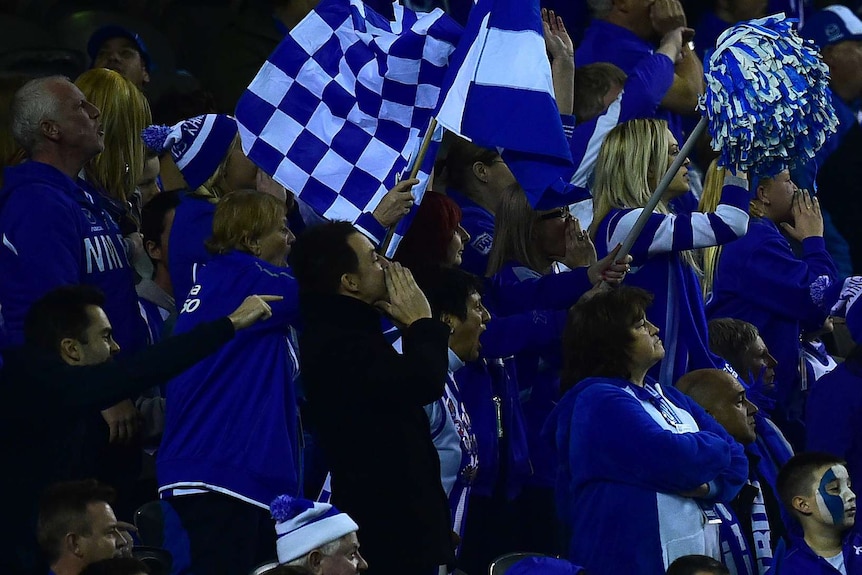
[75,68,151,227]
[591,118,749,387]
[76,69,153,280]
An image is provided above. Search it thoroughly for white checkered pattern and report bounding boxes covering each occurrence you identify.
[236,0,460,251]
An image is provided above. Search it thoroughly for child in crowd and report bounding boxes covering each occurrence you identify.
[775,453,861,574]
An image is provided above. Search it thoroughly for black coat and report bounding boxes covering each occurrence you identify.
[299,294,454,574]
[0,317,236,575]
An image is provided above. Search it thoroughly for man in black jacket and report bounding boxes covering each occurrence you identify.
[290,222,453,575]
[0,284,278,575]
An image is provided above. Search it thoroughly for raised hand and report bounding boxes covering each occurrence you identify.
[560,217,597,270]
[651,0,687,37]
[542,8,574,62]
[781,190,824,241]
[373,178,420,228]
[374,261,433,327]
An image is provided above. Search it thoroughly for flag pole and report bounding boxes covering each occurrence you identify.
[616,116,708,262]
[379,116,439,256]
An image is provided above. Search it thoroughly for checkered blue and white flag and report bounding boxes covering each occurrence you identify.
[435,0,579,209]
[235,0,461,254]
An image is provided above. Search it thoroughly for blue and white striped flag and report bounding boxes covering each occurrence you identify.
[235,0,461,254]
[435,0,577,209]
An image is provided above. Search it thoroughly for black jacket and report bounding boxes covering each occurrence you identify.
[0,317,236,575]
[299,293,454,573]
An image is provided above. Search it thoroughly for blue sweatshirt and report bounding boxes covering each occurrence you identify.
[548,376,748,575]
[157,250,301,506]
[167,194,217,305]
[807,361,862,486]
[0,162,147,354]
[707,218,838,406]
[594,175,750,387]
[486,262,594,486]
[772,531,862,575]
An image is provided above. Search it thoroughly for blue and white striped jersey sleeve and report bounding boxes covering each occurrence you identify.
[604,174,750,263]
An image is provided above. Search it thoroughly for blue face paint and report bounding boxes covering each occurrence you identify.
[816,468,846,525]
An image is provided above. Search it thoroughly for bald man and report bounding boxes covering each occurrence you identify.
[678,369,785,575]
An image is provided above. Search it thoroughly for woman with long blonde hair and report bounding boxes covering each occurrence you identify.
[591,118,750,387]
[75,68,151,222]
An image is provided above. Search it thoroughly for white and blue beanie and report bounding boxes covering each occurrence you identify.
[271,495,359,565]
[141,114,238,190]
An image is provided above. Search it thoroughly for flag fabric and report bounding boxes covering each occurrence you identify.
[435,0,579,209]
[235,0,461,254]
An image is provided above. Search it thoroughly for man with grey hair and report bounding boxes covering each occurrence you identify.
[0,76,149,571]
[576,0,703,147]
[271,495,368,575]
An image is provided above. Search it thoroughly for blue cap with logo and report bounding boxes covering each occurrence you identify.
[87,25,152,71]
[800,5,862,50]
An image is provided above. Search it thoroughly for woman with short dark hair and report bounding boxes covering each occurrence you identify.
[549,286,748,575]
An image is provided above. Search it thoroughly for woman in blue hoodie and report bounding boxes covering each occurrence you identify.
[157,190,300,575]
[549,286,748,575]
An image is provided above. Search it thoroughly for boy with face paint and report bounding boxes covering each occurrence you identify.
[776,452,861,574]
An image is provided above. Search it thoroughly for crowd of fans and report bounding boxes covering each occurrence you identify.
[3,0,862,574]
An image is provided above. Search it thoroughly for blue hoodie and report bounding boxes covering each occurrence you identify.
[157,250,301,506]
[547,376,748,575]
[0,162,147,354]
[771,530,862,575]
[594,175,750,387]
[807,361,862,486]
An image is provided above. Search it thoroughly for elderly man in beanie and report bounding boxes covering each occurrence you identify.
[88,25,151,90]
[271,495,368,575]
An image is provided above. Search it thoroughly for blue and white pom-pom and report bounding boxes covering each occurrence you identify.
[270,494,314,522]
[701,13,838,177]
[140,124,173,154]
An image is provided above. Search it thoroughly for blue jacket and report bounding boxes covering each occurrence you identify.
[0,161,147,354]
[168,193,216,304]
[807,360,862,485]
[595,176,750,387]
[157,250,301,506]
[486,262,595,486]
[548,376,748,575]
[707,218,838,406]
[771,531,862,575]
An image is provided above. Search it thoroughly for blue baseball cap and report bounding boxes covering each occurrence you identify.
[800,5,862,50]
[87,25,152,71]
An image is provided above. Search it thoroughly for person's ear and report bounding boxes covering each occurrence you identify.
[59,338,82,364]
[792,495,813,516]
[41,120,60,142]
[756,183,770,205]
[307,549,325,574]
[340,272,360,294]
[440,312,457,334]
[65,532,84,558]
[471,161,489,184]
[142,68,151,85]
[145,239,162,262]
[241,235,261,257]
